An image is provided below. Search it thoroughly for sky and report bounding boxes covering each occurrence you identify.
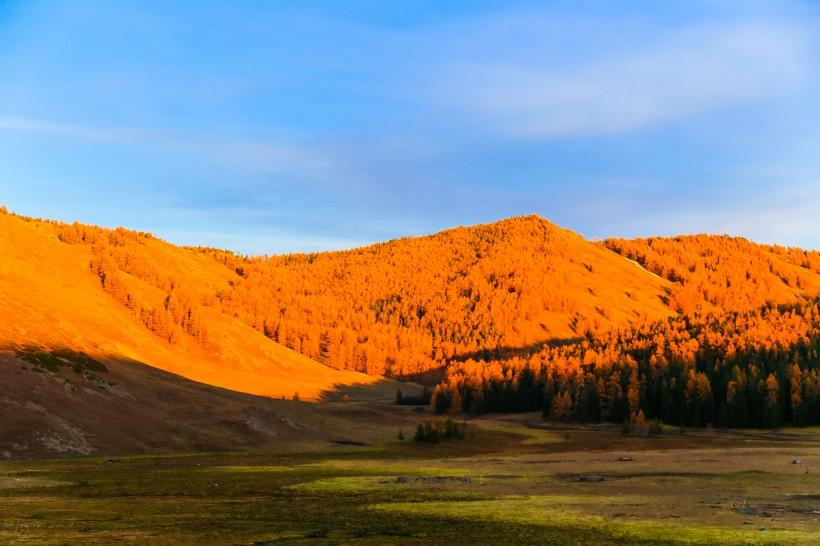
[1,0,820,254]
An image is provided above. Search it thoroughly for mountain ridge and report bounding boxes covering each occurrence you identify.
[5,207,820,383]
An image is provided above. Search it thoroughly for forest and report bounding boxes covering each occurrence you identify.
[432,299,820,428]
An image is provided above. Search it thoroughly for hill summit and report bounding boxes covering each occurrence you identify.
[216,214,674,376]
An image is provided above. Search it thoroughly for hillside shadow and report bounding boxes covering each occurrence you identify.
[1,344,338,458]
[317,378,425,404]
[450,336,583,363]
[1,342,304,405]
[1,343,443,458]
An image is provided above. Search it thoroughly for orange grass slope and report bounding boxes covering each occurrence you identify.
[0,209,385,401]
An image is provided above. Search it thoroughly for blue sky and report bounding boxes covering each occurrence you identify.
[2,0,820,253]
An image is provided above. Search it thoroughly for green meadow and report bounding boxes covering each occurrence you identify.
[2,416,819,545]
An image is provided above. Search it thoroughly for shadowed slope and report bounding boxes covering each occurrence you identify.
[0,348,417,458]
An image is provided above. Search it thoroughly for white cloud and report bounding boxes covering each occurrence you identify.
[439,21,812,137]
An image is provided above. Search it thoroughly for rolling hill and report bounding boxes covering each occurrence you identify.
[3,207,820,455]
[203,216,820,377]
[6,209,820,383]
[0,209,408,457]
[0,210,387,401]
[213,215,677,376]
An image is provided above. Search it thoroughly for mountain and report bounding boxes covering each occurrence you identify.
[8,210,820,383]
[212,217,820,378]
[431,236,820,425]
[4,207,820,455]
[212,215,676,376]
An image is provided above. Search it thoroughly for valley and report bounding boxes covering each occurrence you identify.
[2,209,820,543]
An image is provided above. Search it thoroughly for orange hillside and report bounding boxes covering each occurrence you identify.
[604,235,820,314]
[6,209,819,389]
[0,210,384,400]
[210,215,676,376]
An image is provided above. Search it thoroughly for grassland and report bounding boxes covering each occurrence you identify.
[2,413,820,545]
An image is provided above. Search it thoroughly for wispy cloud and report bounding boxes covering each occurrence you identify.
[436,21,812,137]
[0,117,140,140]
[0,116,344,185]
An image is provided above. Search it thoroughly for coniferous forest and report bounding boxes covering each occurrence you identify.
[433,300,820,428]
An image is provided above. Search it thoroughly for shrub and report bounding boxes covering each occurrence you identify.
[414,423,426,442]
[413,419,469,444]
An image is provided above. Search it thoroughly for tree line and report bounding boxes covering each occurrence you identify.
[431,300,820,428]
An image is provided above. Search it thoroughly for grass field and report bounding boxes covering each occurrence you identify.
[2,413,820,544]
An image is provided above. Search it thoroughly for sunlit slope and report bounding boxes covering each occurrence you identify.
[0,211,383,400]
[216,215,676,375]
[13,210,818,388]
[604,234,820,314]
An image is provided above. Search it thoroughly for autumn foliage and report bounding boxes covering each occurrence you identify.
[434,300,820,428]
[212,216,672,376]
[59,222,209,344]
[604,235,820,314]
